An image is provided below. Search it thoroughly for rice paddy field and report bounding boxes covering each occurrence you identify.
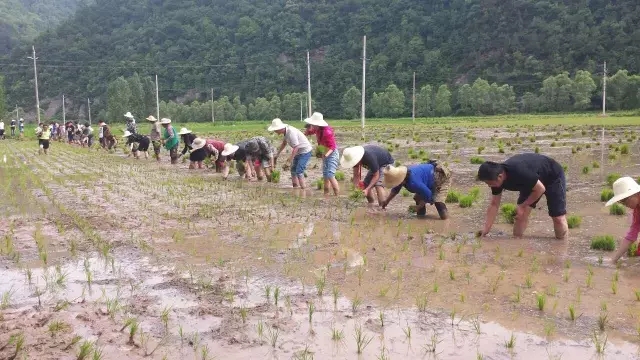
[2,113,640,359]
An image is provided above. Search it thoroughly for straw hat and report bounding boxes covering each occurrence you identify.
[146,115,158,122]
[304,112,328,127]
[382,166,408,188]
[191,138,207,151]
[124,112,134,118]
[267,118,287,132]
[606,177,640,206]
[122,130,132,138]
[160,118,172,125]
[340,146,365,168]
[221,143,239,156]
[178,127,192,135]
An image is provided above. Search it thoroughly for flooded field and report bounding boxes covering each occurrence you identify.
[1,119,640,359]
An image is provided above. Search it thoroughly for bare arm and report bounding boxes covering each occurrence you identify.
[276,140,287,158]
[482,194,502,236]
[381,190,399,209]
[611,240,632,264]
[520,181,546,207]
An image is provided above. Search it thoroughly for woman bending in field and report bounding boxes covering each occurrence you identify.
[607,177,640,263]
[304,112,340,196]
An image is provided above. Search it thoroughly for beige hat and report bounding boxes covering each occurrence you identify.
[382,166,408,188]
[178,127,192,135]
[146,115,158,122]
[606,177,640,206]
[122,130,132,138]
[221,143,239,156]
[160,118,172,125]
[191,138,207,151]
[267,118,287,132]
[304,112,328,127]
[340,146,365,168]
[124,112,134,118]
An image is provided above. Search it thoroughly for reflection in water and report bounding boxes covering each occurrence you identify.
[289,222,315,249]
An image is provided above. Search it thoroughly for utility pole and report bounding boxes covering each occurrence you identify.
[300,97,303,121]
[87,98,92,125]
[602,61,607,116]
[412,71,416,124]
[15,105,18,121]
[62,95,66,123]
[361,35,367,140]
[155,74,160,121]
[27,46,40,124]
[306,51,312,118]
[211,88,215,123]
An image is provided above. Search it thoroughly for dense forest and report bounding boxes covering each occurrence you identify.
[2,0,640,121]
[0,0,87,55]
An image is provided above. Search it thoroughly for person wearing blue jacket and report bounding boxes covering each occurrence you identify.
[380,160,452,219]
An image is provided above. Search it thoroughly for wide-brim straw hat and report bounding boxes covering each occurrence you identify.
[191,138,206,151]
[221,143,239,156]
[178,127,192,135]
[124,112,134,118]
[304,112,328,127]
[606,177,640,206]
[382,166,408,188]
[160,118,172,125]
[122,130,132,138]
[146,115,158,122]
[340,146,365,168]
[267,118,287,132]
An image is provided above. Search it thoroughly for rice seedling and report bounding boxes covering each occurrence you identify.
[267,326,280,348]
[353,325,373,354]
[582,166,590,174]
[606,173,621,187]
[459,195,474,208]
[403,324,412,340]
[256,319,264,342]
[1,286,15,309]
[264,285,271,304]
[445,190,461,203]
[591,235,616,251]
[307,301,315,324]
[160,306,171,330]
[612,280,618,295]
[274,286,280,307]
[598,312,608,331]
[351,295,362,314]
[331,327,344,341]
[470,156,484,164]
[546,283,558,297]
[416,293,428,313]
[335,171,345,181]
[609,203,626,215]
[567,215,582,229]
[600,188,614,202]
[536,293,546,311]
[544,321,556,338]
[524,273,533,288]
[500,203,517,223]
[424,332,441,353]
[593,331,608,354]
[48,320,70,335]
[449,268,455,280]
[563,269,570,282]
[77,339,94,360]
[513,287,521,303]
[504,333,516,350]
[635,289,640,301]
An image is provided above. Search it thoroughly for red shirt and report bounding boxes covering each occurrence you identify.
[306,126,337,150]
[625,206,640,243]
[206,139,225,153]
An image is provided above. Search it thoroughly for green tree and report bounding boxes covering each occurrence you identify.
[434,84,452,116]
[141,76,156,117]
[520,92,540,113]
[416,85,434,117]
[269,95,281,119]
[371,84,405,118]
[106,77,131,122]
[470,78,492,115]
[281,93,304,121]
[232,96,247,121]
[572,70,596,110]
[248,97,271,120]
[540,72,574,112]
[214,96,234,122]
[456,84,473,115]
[127,73,144,119]
[341,86,361,119]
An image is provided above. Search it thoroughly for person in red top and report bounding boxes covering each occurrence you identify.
[304,112,340,196]
[206,139,226,172]
[607,177,640,263]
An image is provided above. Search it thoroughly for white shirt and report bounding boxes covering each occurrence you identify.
[0,122,4,130]
[283,125,312,154]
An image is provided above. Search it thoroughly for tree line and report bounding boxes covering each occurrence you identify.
[94,69,638,123]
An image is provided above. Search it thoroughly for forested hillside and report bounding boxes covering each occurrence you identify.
[2,0,640,120]
[0,0,87,55]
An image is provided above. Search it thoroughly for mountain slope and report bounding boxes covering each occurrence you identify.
[3,0,640,118]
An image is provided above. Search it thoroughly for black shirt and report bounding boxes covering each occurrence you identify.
[233,141,248,162]
[491,153,563,195]
[360,145,394,172]
[127,133,149,145]
[181,133,197,155]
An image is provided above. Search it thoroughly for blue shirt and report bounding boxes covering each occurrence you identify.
[392,163,435,202]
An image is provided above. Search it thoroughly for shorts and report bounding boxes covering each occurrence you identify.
[322,150,340,179]
[38,139,50,149]
[291,151,312,177]
[363,164,391,188]
[137,138,150,152]
[67,132,74,142]
[254,157,271,168]
[236,160,246,176]
[152,140,161,155]
[189,148,207,162]
[432,163,452,203]
[517,171,566,218]
[0,130,4,136]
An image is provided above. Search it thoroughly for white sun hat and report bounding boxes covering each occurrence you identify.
[304,112,328,127]
[178,127,192,135]
[267,118,287,132]
[382,166,408,188]
[124,112,134,118]
[146,115,158,122]
[191,138,207,151]
[122,130,132,138]
[221,143,239,156]
[606,177,640,206]
[340,146,365,168]
[160,118,172,125]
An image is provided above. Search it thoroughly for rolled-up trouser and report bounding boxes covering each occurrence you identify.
[322,150,340,179]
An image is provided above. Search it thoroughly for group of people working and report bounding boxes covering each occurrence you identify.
[25,110,640,264]
[0,119,25,139]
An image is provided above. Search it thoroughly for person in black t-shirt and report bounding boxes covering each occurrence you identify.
[476,153,568,240]
[340,145,395,207]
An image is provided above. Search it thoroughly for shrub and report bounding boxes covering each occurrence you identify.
[445,190,461,203]
[567,215,582,229]
[600,188,614,202]
[606,173,621,187]
[582,166,590,174]
[610,203,626,215]
[270,170,281,183]
[590,235,616,251]
[500,204,517,224]
[458,195,474,208]
[335,171,345,181]
[470,156,484,164]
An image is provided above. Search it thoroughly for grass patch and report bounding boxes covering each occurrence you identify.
[590,235,616,251]
[445,190,461,203]
[500,204,517,224]
[606,173,621,187]
[600,188,614,202]
[567,215,582,229]
[609,203,626,215]
[458,195,474,208]
[470,156,484,165]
